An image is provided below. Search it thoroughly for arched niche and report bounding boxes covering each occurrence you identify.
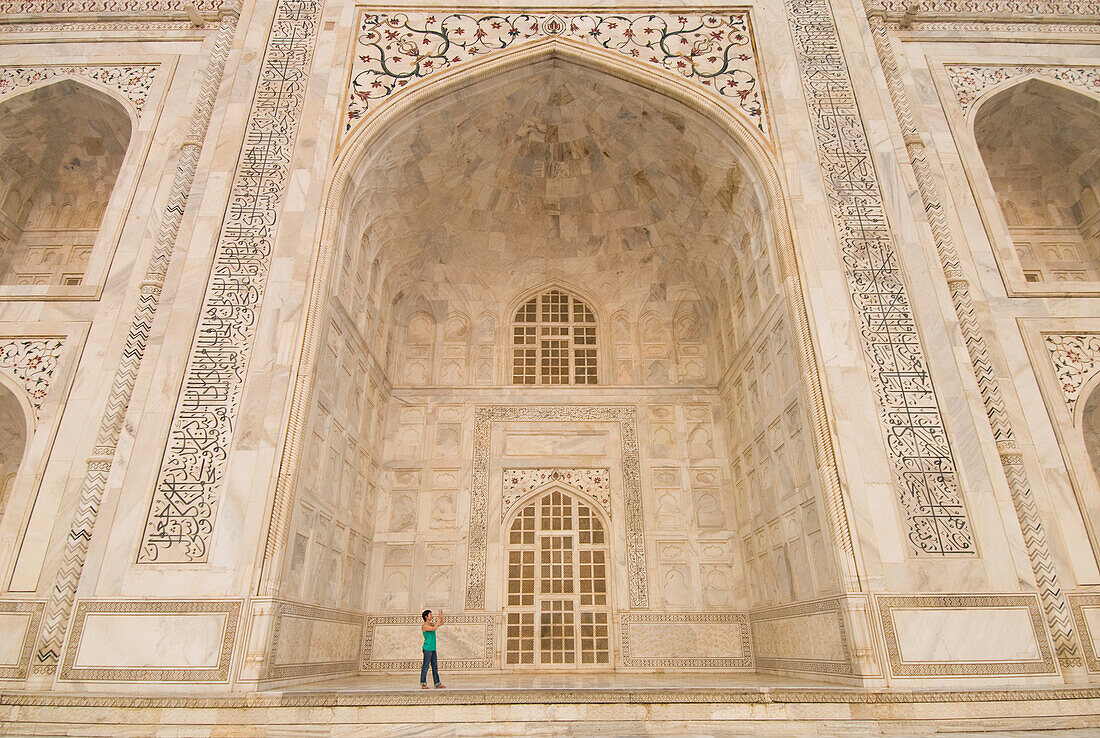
[269,43,850,620]
[1083,383,1100,488]
[0,379,30,520]
[0,79,132,286]
[974,79,1100,283]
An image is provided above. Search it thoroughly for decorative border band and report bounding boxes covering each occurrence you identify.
[749,597,853,675]
[467,405,647,609]
[877,594,1056,677]
[265,601,363,680]
[620,612,753,668]
[361,614,496,670]
[59,599,241,682]
[0,600,44,680]
[1068,593,1100,673]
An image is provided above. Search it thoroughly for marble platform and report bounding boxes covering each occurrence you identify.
[3,673,1100,736]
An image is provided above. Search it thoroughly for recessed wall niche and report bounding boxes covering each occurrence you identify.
[974,79,1100,285]
[0,80,131,287]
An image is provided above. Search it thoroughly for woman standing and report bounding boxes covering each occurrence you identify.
[420,609,445,689]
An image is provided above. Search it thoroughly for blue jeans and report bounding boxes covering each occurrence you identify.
[420,649,440,685]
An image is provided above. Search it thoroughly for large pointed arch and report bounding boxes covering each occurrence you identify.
[0,78,133,286]
[971,77,1100,284]
[258,37,858,595]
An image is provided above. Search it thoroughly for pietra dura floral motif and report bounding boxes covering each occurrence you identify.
[787,0,974,555]
[946,65,1100,115]
[346,11,766,140]
[1043,334,1100,414]
[0,338,63,420]
[0,66,158,113]
[501,468,611,520]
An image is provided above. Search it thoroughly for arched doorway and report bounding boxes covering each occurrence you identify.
[504,487,610,667]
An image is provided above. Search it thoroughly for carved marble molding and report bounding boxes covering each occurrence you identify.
[0,0,222,12]
[1068,593,1100,673]
[0,338,63,421]
[468,405,647,610]
[749,597,854,675]
[1041,334,1100,417]
[877,594,1056,676]
[620,612,753,669]
[0,600,44,680]
[501,468,610,520]
[344,10,767,145]
[946,65,1100,116]
[0,65,158,114]
[879,0,1100,13]
[361,613,496,670]
[59,599,241,682]
[265,602,363,681]
[6,685,1100,707]
[787,0,974,555]
[137,0,321,564]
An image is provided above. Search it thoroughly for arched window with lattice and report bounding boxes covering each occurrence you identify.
[512,288,597,385]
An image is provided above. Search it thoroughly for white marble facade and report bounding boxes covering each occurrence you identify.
[0,0,1097,709]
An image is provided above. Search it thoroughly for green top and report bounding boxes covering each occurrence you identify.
[423,628,436,651]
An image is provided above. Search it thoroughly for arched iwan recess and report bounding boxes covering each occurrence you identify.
[0,381,29,520]
[0,79,131,286]
[975,79,1100,283]
[261,43,857,641]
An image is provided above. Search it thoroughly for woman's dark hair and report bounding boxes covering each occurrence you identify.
[422,609,432,621]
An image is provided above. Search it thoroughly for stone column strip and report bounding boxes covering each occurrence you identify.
[137,0,323,564]
[32,6,240,675]
[786,0,975,556]
[864,1,1083,668]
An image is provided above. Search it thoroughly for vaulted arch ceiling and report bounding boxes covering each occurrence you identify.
[340,57,772,317]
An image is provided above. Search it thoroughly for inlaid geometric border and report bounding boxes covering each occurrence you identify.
[879,0,1100,12]
[344,9,767,145]
[0,0,224,12]
[467,405,647,610]
[1069,593,1100,673]
[620,612,752,668]
[787,0,973,555]
[876,594,1056,677]
[945,65,1100,116]
[749,597,853,675]
[265,601,363,680]
[360,614,496,670]
[0,600,44,680]
[59,599,241,682]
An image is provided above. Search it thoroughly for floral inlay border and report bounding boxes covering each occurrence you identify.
[345,10,766,144]
[501,468,610,520]
[0,65,159,114]
[946,65,1100,115]
[1042,333,1100,416]
[0,338,64,421]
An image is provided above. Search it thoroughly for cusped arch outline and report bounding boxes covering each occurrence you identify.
[259,37,860,594]
[966,71,1100,128]
[0,75,140,133]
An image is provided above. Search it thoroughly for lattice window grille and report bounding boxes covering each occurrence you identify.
[505,489,611,666]
[512,289,597,385]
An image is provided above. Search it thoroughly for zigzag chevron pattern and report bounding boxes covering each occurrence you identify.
[866,9,1083,667]
[33,13,238,673]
